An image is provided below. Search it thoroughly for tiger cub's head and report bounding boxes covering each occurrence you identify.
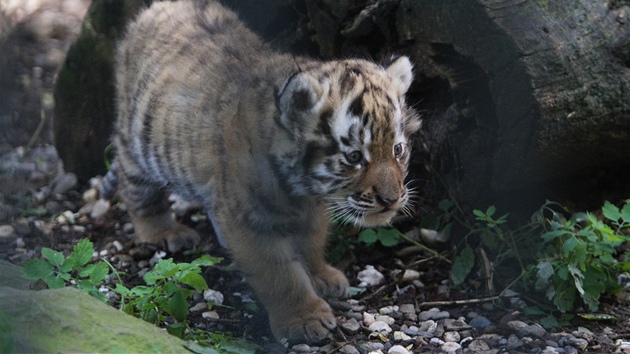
[276,56,421,227]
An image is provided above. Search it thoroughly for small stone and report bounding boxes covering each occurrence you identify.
[443,331,460,343]
[388,344,411,354]
[201,311,220,320]
[419,308,449,321]
[291,343,313,353]
[82,188,99,203]
[563,346,579,354]
[430,337,445,346]
[52,172,78,195]
[341,318,361,334]
[363,312,376,326]
[14,219,32,236]
[507,334,523,349]
[403,325,419,336]
[91,199,110,219]
[0,225,15,238]
[440,342,461,353]
[443,318,470,331]
[357,265,384,287]
[518,323,546,338]
[399,304,415,314]
[190,302,208,312]
[419,320,437,333]
[393,331,412,341]
[567,337,588,350]
[369,321,392,335]
[541,346,560,354]
[466,339,490,351]
[507,320,528,331]
[401,269,420,282]
[203,289,224,305]
[56,210,75,225]
[340,344,360,354]
[412,280,425,288]
[469,315,492,328]
[15,237,25,248]
[112,240,124,252]
[379,306,396,315]
[375,314,395,325]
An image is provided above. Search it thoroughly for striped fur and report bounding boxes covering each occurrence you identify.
[110,0,420,344]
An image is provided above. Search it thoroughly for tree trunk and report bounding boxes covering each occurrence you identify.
[392,0,630,210]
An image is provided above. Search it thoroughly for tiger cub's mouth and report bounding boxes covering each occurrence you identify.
[327,192,410,227]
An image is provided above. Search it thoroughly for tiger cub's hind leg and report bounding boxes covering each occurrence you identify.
[118,170,201,253]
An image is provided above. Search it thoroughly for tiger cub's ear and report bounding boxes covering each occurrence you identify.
[385,56,414,96]
[276,72,325,139]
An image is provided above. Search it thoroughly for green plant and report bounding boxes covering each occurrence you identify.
[530,200,630,312]
[114,255,221,338]
[358,227,402,247]
[21,239,110,302]
[450,200,630,316]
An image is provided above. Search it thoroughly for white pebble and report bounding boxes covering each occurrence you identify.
[443,331,461,343]
[368,321,392,335]
[291,343,313,353]
[430,337,445,346]
[401,269,420,282]
[440,342,462,353]
[388,345,411,354]
[0,225,15,238]
[203,289,224,305]
[393,331,412,341]
[357,265,384,287]
[56,210,75,225]
[112,240,124,252]
[82,188,99,203]
[190,302,207,312]
[363,312,376,326]
[375,314,395,325]
[90,199,110,219]
[201,311,220,320]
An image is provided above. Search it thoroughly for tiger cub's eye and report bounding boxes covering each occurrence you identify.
[345,150,363,164]
[393,143,405,158]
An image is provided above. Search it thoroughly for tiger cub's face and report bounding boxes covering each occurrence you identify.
[277,56,421,227]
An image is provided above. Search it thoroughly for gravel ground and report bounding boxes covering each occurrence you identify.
[1,145,630,354]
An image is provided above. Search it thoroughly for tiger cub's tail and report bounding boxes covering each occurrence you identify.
[99,161,118,201]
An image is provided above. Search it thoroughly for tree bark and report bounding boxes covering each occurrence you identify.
[393,0,630,209]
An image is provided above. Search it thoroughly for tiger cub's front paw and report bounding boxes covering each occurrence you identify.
[270,297,336,344]
[311,265,350,299]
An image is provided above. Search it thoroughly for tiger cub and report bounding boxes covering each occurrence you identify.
[105,0,421,343]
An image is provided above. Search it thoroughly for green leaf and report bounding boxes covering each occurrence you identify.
[166,323,187,339]
[358,229,378,245]
[21,258,54,279]
[472,209,485,218]
[486,205,496,217]
[602,201,621,222]
[538,315,561,329]
[41,248,65,267]
[68,239,94,268]
[79,262,109,283]
[44,274,67,289]
[168,289,189,322]
[153,258,178,278]
[179,272,208,292]
[620,200,630,223]
[535,261,554,291]
[541,230,568,241]
[560,237,580,257]
[377,228,401,247]
[450,244,475,286]
[190,255,222,267]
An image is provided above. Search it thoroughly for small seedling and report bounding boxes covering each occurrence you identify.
[21,239,110,302]
[114,255,221,338]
